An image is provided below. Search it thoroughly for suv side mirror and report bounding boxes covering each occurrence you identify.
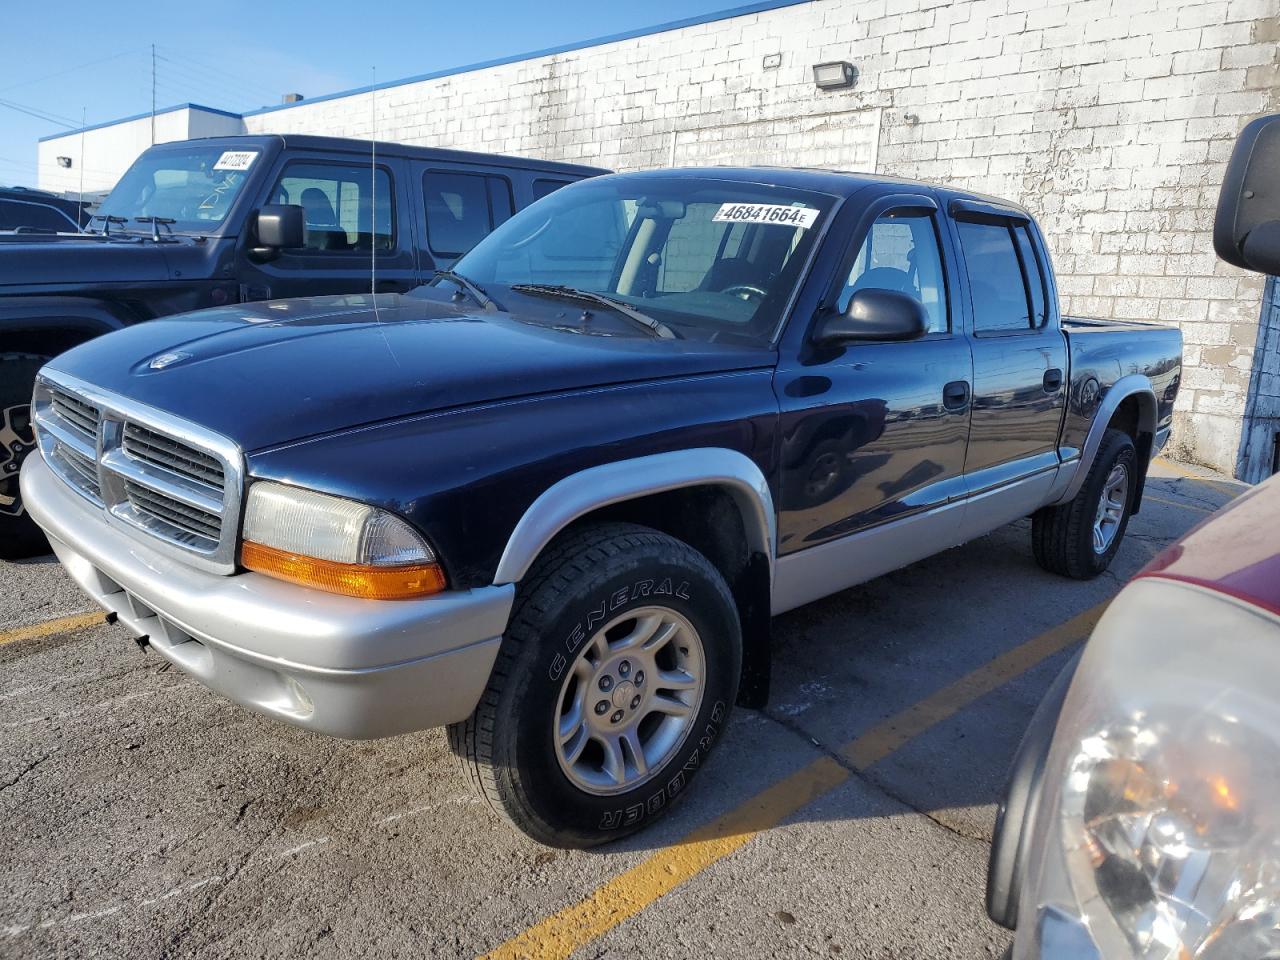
[814,288,928,345]
[255,204,305,252]
[1214,113,1280,275]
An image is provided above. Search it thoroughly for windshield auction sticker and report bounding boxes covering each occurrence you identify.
[713,202,819,228]
[212,150,258,172]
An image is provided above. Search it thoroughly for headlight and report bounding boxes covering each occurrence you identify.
[240,481,445,600]
[1016,578,1280,960]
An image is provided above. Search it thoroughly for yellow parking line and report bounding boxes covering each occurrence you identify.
[0,611,106,647]
[1153,457,1241,494]
[482,601,1108,960]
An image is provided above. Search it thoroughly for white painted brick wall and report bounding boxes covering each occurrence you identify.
[43,0,1280,475]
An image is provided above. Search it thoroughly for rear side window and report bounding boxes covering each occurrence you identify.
[424,171,513,259]
[956,220,1039,333]
[271,162,394,253]
[532,179,571,201]
[1013,225,1048,328]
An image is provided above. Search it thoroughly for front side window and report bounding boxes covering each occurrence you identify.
[957,219,1040,333]
[452,177,836,346]
[96,145,260,233]
[839,210,949,333]
[271,162,393,253]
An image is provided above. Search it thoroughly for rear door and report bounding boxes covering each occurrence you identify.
[238,152,417,300]
[948,202,1068,497]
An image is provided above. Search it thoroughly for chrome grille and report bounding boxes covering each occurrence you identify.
[33,372,243,575]
[123,423,224,492]
[48,387,100,446]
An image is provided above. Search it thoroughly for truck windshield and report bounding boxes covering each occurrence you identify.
[95,145,260,234]
[451,176,836,346]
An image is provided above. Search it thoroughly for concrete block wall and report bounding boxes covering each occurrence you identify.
[41,0,1280,475]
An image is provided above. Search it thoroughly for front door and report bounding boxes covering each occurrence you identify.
[238,155,417,302]
[775,201,972,555]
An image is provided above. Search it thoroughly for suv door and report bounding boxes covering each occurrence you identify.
[948,202,1068,504]
[238,154,417,301]
[775,195,973,557]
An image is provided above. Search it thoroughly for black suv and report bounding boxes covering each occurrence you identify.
[0,134,607,556]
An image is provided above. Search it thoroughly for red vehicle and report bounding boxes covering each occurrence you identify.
[987,113,1280,960]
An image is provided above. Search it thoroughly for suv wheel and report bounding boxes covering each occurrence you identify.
[0,353,51,560]
[1031,428,1136,579]
[449,522,741,847]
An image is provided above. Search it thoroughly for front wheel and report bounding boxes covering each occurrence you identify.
[0,353,52,560]
[449,522,741,847]
[1031,428,1136,579]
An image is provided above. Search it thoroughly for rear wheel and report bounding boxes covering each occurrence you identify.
[0,353,51,560]
[449,522,741,847]
[1031,428,1136,579]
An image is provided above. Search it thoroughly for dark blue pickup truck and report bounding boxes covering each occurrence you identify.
[21,167,1181,846]
[0,134,605,555]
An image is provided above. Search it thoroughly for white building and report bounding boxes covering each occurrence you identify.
[37,0,1280,481]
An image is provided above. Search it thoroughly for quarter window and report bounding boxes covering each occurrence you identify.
[424,171,513,259]
[532,179,571,201]
[272,162,393,253]
[840,210,949,333]
[957,220,1042,333]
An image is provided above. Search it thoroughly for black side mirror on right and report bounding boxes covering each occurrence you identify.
[1214,113,1280,276]
[254,204,306,254]
[813,288,928,346]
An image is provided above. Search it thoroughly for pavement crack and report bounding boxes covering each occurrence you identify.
[757,706,992,846]
[0,750,55,794]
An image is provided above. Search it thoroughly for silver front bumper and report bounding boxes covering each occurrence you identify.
[22,452,514,739]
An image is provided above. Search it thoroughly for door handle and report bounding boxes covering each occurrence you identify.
[1043,368,1064,393]
[943,380,970,411]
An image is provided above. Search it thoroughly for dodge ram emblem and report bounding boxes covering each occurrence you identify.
[148,351,192,370]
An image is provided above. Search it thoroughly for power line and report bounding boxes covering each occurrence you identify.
[0,48,146,96]
[0,97,79,128]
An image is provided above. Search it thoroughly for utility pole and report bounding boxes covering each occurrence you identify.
[78,106,86,227]
[150,44,156,145]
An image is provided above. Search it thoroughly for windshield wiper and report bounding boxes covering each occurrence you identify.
[509,284,679,340]
[135,216,175,241]
[89,213,127,236]
[433,270,498,311]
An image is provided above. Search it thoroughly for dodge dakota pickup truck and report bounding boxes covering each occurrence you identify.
[20,167,1182,846]
[0,134,606,556]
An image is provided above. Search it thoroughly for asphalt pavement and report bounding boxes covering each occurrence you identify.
[0,458,1246,959]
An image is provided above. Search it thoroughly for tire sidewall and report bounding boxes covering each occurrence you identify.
[0,354,52,558]
[1078,432,1136,574]
[497,539,740,844]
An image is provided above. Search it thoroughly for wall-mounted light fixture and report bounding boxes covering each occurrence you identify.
[762,53,782,70]
[56,156,72,168]
[812,61,856,90]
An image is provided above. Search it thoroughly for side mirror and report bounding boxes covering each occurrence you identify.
[254,204,305,251]
[1214,113,1280,275]
[814,288,928,345]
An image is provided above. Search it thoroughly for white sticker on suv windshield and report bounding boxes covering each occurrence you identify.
[213,150,258,172]
[713,202,819,229]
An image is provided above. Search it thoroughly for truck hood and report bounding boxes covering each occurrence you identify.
[0,233,172,286]
[47,292,773,451]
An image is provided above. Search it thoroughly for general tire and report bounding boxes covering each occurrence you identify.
[0,353,51,560]
[1031,428,1136,579]
[448,521,741,847]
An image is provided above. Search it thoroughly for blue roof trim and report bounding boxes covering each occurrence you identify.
[42,0,813,139]
[39,102,245,142]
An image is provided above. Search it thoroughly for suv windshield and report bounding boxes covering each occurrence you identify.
[451,176,836,346]
[95,145,260,234]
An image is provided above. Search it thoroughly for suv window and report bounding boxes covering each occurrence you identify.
[532,179,571,201]
[424,171,513,259]
[840,210,949,333]
[1013,224,1048,328]
[271,162,393,253]
[957,220,1041,333]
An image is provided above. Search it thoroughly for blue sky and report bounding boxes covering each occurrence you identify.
[0,0,742,188]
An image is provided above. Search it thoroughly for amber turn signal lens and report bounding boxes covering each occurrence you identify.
[241,540,447,600]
